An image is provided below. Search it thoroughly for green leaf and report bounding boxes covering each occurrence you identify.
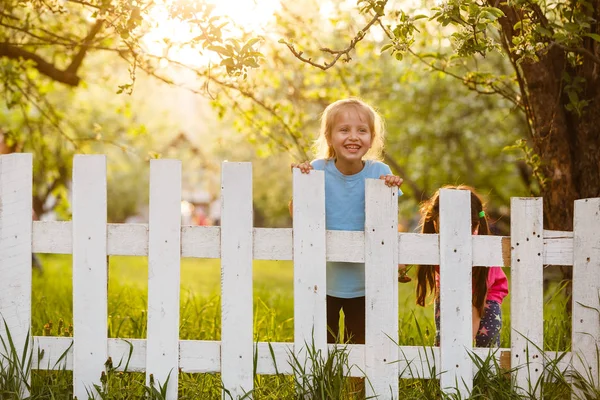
[220,58,235,67]
[241,37,261,53]
[567,90,579,105]
[380,43,394,53]
[584,33,600,43]
[481,7,505,18]
[208,45,232,56]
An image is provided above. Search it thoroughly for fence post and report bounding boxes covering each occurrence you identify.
[572,198,600,397]
[221,162,253,398]
[510,197,543,397]
[0,153,32,396]
[365,179,399,398]
[72,155,108,398]
[145,159,181,400]
[438,188,473,396]
[292,169,327,372]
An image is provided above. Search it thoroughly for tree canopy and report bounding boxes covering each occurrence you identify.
[1,0,598,231]
[274,0,600,230]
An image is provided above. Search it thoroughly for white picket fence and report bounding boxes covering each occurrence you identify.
[0,153,599,399]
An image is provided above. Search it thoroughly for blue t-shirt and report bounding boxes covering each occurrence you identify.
[311,159,402,298]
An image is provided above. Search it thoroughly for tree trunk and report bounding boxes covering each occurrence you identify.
[496,2,600,231]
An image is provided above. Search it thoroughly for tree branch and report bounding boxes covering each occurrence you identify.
[0,15,105,86]
[281,10,383,70]
[550,42,600,65]
[0,43,81,86]
[65,18,105,75]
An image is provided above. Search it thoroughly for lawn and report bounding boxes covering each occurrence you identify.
[20,254,577,399]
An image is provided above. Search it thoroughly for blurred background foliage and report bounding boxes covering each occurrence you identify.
[1,0,598,232]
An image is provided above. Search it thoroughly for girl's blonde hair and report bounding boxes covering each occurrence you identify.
[312,98,385,160]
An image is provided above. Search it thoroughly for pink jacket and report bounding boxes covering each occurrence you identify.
[435,266,508,304]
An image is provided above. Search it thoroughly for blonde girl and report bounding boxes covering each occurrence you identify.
[291,98,404,344]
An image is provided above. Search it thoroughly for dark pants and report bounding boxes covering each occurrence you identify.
[326,295,365,344]
[435,299,502,347]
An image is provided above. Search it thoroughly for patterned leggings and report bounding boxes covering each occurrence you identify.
[434,299,502,347]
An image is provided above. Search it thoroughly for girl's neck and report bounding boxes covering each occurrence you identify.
[335,159,365,175]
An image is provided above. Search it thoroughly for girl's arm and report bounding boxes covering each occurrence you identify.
[472,306,481,340]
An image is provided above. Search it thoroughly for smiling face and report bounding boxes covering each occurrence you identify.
[327,105,373,174]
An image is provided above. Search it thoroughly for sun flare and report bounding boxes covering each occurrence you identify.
[210,0,281,33]
[143,0,281,67]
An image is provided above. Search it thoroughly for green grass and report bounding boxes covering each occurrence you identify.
[13,255,590,398]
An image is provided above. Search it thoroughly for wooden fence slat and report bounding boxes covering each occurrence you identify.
[365,179,399,399]
[572,198,600,396]
[292,169,327,370]
[0,153,32,396]
[72,155,108,398]
[439,188,473,395]
[510,197,544,397]
[145,159,181,400]
[221,162,253,398]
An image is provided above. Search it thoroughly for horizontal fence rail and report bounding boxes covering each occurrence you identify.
[1,153,599,400]
[31,337,573,378]
[32,221,576,266]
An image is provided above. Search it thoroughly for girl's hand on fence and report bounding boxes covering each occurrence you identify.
[291,161,313,174]
[379,174,403,188]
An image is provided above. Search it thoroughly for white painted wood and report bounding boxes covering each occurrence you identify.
[439,188,473,395]
[0,153,32,396]
[510,197,544,397]
[544,237,573,266]
[33,221,573,267]
[145,159,181,400]
[543,230,573,268]
[33,222,149,256]
[473,235,509,266]
[396,345,439,380]
[182,226,220,258]
[572,198,600,396]
[220,162,254,399]
[32,221,71,254]
[32,222,518,267]
[364,179,399,399]
[292,168,327,371]
[543,229,573,238]
[32,337,73,370]
[72,155,108,399]
[338,344,364,378]
[398,232,439,265]
[255,341,294,375]
[179,340,221,373]
[327,230,365,262]
[31,336,575,382]
[108,338,146,372]
[108,224,148,256]
[255,228,292,260]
